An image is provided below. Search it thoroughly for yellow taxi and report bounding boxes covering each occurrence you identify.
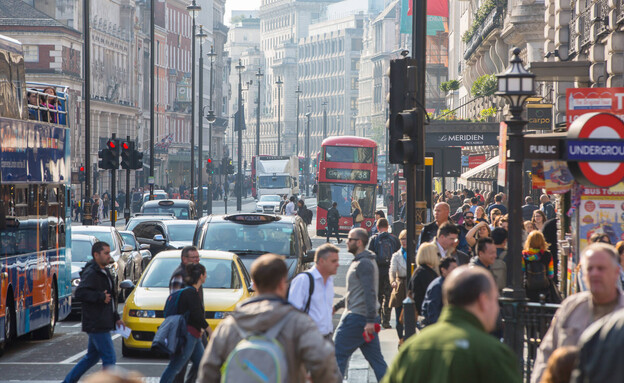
[121,249,253,356]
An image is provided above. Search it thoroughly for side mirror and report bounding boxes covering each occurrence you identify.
[122,244,134,252]
[139,244,150,250]
[248,282,255,293]
[153,234,165,242]
[119,279,135,290]
[303,249,315,264]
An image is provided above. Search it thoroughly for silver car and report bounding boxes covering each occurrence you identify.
[255,194,282,213]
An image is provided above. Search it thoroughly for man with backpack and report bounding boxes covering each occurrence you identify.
[326,201,341,243]
[297,199,313,226]
[288,244,340,339]
[198,253,341,383]
[368,218,400,328]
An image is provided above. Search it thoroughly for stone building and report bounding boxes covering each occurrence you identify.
[298,14,365,155]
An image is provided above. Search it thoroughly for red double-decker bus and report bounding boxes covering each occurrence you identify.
[316,136,378,237]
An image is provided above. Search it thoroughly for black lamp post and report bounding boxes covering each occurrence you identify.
[496,47,535,362]
[187,0,200,202]
[255,67,263,157]
[204,44,216,216]
[275,76,283,156]
[305,105,311,197]
[196,25,207,217]
[235,59,245,212]
[295,85,302,156]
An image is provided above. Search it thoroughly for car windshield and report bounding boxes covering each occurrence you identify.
[166,223,196,242]
[73,229,116,251]
[120,233,137,249]
[258,175,290,188]
[143,206,190,219]
[317,183,376,217]
[140,257,241,289]
[259,195,281,203]
[71,239,93,262]
[201,221,295,256]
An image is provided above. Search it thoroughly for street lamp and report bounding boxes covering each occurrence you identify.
[275,76,283,156]
[295,85,302,156]
[255,67,263,157]
[187,0,201,202]
[305,105,312,197]
[204,44,217,216]
[322,100,328,140]
[196,25,207,218]
[496,47,535,362]
[235,59,245,212]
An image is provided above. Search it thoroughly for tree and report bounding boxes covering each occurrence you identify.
[471,74,497,97]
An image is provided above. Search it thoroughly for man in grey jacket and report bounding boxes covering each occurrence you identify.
[197,254,341,383]
[333,228,387,381]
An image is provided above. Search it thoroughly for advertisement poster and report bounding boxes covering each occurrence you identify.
[531,160,545,189]
[566,87,624,127]
[543,161,574,194]
[578,188,624,250]
[497,122,507,185]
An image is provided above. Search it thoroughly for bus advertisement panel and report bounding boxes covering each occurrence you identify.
[316,136,377,237]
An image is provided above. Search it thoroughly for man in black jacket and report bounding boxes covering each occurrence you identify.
[62,242,124,383]
[326,202,341,243]
[419,202,451,246]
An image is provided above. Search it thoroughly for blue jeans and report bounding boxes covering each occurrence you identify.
[160,331,204,383]
[333,313,387,381]
[62,332,116,383]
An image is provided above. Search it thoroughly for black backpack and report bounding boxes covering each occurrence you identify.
[374,233,396,268]
[525,260,550,290]
[287,271,315,313]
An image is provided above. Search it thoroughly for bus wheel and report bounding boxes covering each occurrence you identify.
[34,281,57,340]
[0,294,15,356]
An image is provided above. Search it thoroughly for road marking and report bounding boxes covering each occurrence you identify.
[59,334,121,364]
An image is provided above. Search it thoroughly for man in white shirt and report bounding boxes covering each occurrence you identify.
[285,196,296,216]
[288,243,340,339]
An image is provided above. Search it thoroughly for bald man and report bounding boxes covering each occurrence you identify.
[419,202,451,245]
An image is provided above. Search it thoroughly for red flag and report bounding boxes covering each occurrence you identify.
[407,0,449,18]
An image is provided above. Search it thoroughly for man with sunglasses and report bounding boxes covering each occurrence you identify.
[333,228,387,381]
[457,211,476,255]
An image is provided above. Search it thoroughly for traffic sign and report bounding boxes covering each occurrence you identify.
[567,112,624,187]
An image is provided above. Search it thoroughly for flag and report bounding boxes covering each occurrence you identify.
[234,106,246,132]
[401,0,448,35]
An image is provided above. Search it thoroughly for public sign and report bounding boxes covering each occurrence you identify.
[524,135,564,160]
[468,154,486,168]
[567,112,624,187]
[566,87,624,127]
[425,132,499,147]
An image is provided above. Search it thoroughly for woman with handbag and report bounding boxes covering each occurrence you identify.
[389,230,408,345]
[351,200,363,228]
[160,263,212,383]
[522,231,557,303]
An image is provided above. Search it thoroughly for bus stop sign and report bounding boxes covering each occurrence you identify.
[567,112,624,187]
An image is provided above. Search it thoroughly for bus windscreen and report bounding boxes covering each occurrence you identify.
[317,183,376,217]
[324,146,374,164]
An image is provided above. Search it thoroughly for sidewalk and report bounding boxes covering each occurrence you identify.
[345,318,400,382]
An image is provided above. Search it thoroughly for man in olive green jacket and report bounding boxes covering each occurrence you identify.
[382,265,520,383]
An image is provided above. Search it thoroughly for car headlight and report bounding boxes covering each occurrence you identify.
[128,309,156,318]
[72,278,80,287]
[213,311,231,320]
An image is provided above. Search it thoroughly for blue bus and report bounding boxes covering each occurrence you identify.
[0,34,72,355]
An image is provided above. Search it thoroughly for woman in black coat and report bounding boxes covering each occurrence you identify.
[408,242,440,317]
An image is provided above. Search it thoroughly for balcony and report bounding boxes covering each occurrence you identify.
[463,6,504,60]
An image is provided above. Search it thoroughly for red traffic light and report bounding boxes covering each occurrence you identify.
[207,158,212,163]
[79,166,85,172]
[107,140,116,149]
[122,142,129,150]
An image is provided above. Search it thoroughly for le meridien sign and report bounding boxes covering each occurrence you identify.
[567,112,624,187]
[426,132,499,147]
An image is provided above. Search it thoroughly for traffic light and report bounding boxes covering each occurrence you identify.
[98,140,118,170]
[206,158,214,175]
[395,109,421,164]
[388,58,415,164]
[227,159,235,174]
[131,148,143,170]
[121,141,132,170]
[78,165,85,182]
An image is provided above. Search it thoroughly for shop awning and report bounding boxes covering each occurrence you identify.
[457,155,499,185]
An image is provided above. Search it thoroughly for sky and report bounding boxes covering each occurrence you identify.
[224,0,261,25]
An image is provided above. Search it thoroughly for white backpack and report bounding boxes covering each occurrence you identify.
[221,311,294,383]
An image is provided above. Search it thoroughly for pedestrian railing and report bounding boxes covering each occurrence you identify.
[500,297,561,383]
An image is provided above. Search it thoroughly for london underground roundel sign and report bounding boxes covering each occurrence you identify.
[567,112,624,187]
